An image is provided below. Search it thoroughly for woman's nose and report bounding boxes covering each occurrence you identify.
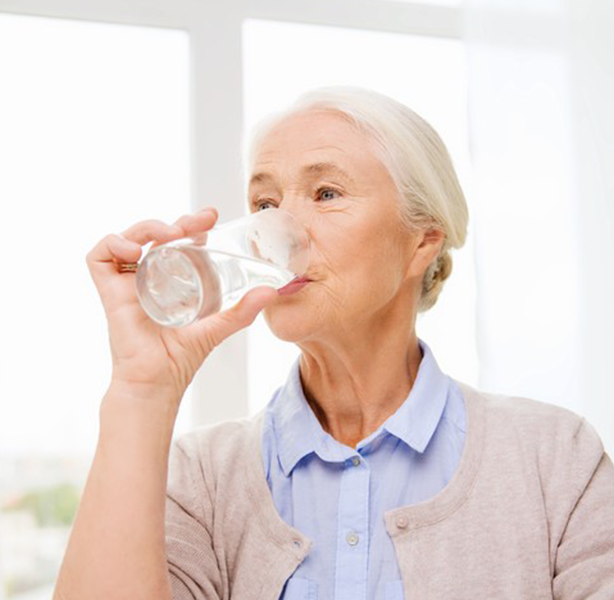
[277,197,310,228]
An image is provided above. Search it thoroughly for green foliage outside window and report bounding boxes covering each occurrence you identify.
[3,482,80,527]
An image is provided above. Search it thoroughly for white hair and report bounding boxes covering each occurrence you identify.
[241,85,469,313]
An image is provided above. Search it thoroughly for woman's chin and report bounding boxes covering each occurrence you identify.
[262,303,318,342]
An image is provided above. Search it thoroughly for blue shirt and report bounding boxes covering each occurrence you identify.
[261,337,467,600]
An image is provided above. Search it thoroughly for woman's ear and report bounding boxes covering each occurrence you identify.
[406,227,446,279]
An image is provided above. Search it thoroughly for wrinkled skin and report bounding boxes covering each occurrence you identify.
[248,109,445,448]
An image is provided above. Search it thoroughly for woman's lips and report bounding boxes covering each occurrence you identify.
[278,277,312,295]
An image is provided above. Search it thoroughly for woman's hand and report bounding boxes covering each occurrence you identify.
[85,207,279,405]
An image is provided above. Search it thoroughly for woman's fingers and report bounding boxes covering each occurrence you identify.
[85,219,184,318]
[119,219,184,246]
[85,210,220,316]
[86,220,182,283]
[150,209,219,250]
[107,233,142,264]
[88,210,216,277]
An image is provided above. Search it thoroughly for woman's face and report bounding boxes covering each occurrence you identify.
[248,109,427,343]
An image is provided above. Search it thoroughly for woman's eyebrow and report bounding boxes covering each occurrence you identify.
[249,162,356,187]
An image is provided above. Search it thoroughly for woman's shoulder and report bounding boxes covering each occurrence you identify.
[456,378,592,433]
[169,409,263,473]
[454,378,605,478]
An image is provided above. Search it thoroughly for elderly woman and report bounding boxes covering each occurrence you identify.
[54,86,614,600]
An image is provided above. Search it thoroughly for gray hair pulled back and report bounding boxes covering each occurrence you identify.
[242,85,469,313]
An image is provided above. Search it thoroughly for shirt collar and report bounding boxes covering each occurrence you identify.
[271,337,450,477]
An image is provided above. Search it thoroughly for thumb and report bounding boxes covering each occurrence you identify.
[194,286,279,351]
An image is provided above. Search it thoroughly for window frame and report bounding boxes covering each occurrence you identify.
[0,0,462,426]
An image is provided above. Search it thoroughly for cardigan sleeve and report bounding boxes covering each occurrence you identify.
[552,418,614,599]
[165,433,223,600]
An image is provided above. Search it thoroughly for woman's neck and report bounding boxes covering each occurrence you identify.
[298,334,423,449]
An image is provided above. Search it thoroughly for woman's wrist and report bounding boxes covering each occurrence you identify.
[99,380,182,448]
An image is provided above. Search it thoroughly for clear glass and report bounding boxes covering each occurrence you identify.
[135,209,311,327]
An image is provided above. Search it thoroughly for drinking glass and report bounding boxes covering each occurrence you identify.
[135,209,311,327]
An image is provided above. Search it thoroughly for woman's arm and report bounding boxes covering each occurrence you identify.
[52,384,179,600]
[165,428,223,599]
[552,420,614,598]
[52,208,276,599]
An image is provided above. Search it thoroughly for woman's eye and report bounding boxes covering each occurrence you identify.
[316,187,340,201]
[254,187,340,211]
[255,200,275,211]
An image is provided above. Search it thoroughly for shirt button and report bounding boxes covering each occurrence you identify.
[351,456,361,466]
[293,539,302,548]
[346,532,359,546]
[395,515,408,529]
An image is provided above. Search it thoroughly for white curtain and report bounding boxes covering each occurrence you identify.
[461,0,614,455]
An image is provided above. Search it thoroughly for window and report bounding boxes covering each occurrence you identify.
[0,13,189,597]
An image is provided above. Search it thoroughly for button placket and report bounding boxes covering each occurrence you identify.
[335,449,370,598]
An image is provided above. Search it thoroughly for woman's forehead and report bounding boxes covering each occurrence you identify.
[249,159,357,189]
[261,109,366,150]
[251,113,386,183]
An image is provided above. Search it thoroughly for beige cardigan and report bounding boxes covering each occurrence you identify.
[164,379,614,599]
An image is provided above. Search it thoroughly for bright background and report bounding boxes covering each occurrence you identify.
[0,14,192,598]
[0,0,612,597]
